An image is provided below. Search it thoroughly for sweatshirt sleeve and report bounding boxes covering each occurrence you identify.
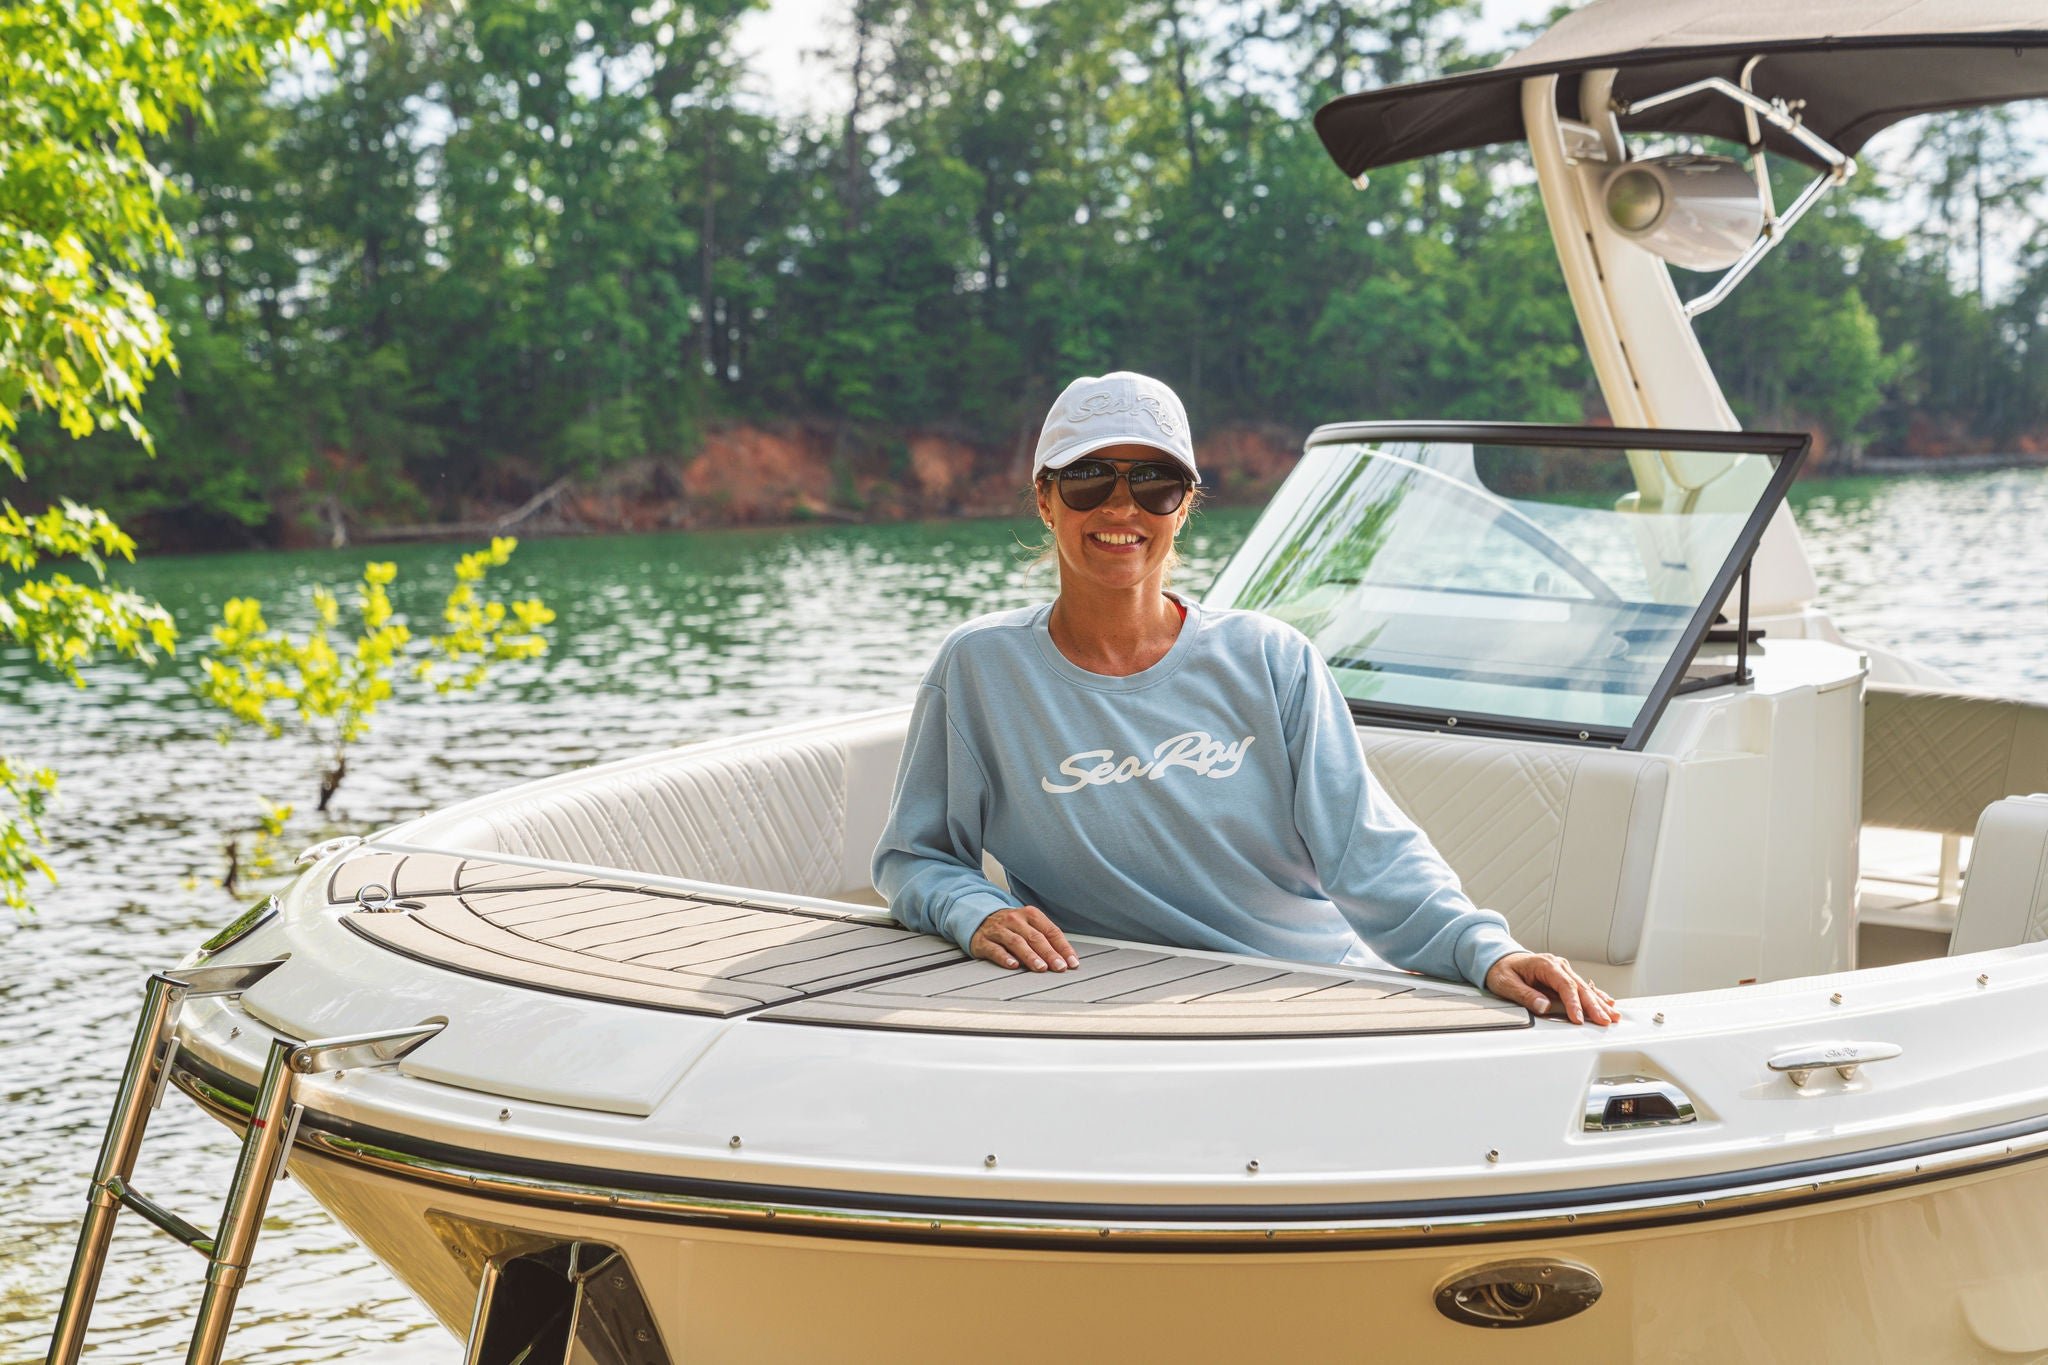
[872,679,1022,953]
[1282,649,1524,989]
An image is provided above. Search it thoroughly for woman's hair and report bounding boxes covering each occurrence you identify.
[1020,474,1205,580]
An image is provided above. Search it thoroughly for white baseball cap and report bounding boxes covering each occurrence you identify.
[1032,371,1199,482]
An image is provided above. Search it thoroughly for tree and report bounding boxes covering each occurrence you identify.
[0,0,413,912]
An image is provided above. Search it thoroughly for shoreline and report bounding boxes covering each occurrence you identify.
[104,438,2048,556]
[314,450,2048,550]
[1836,452,2048,476]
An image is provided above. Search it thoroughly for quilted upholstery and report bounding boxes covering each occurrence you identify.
[404,712,911,902]
[1949,795,2048,956]
[1361,733,1671,965]
[1864,685,2048,835]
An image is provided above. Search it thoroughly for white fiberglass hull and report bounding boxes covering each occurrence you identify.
[214,1126,2048,1362]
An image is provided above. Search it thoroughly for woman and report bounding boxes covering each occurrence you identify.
[873,371,1615,1025]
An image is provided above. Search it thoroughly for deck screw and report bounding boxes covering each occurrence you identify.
[1245,1159,1260,1174]
[229,1026,240,1039]
[498,1108,511,1122]
[1486,1149,1500,1164]
[729,1135,742,1149]
[611,1275,626,1290]
[636,1329,651,1343]
[984,1154,997,1168]
[334,1069,345,1081]
[1830,992,1843,1005]
[1978,973,1990,987]
[1652,1012,1665,1025]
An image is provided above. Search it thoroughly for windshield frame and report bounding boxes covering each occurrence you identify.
[1213,421,1810,750]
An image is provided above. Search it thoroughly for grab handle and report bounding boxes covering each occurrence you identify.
[1768,1041,1902,1088]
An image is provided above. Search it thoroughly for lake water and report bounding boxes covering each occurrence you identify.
[4,469,2045,1361]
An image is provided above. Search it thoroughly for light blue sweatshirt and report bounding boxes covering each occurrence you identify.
[872,596,1524,988]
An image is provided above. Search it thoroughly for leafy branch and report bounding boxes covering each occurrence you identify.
[0,497,178,914]
[196,537,555,811]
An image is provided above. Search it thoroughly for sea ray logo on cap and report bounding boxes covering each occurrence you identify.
[1067,391,1182,437]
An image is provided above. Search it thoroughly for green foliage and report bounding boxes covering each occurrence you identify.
[17,0,2045,532]
[197,539,555,811]
[0,0,415,911]
[0,754,58,916]
[0,499,176,680]
[222,799,296,896]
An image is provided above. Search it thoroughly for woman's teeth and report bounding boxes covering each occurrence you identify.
[1091,532,1142,545]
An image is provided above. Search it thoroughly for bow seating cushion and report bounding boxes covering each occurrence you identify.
[401,713,907,902]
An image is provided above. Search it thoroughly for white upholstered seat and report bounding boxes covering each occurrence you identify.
[400,712,908,904]
[1359,732,1671,967]
[1949,795,2048,956]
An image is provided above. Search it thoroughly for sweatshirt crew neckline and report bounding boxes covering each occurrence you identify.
[1030,591,1201,692]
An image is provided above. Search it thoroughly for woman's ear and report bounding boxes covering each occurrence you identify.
[1035,479,1054,525]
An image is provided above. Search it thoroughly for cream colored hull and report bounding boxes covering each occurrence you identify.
[286,1145,2048,1364]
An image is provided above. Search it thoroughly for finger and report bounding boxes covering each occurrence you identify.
[1016,924,1067,971]
[1526,959,1582,1023]
[996,927,1049,972]
[1566,975,1618,1026]
[1024,909,1081,968]
[974,937,1020,970]
[1529,958,1592,1024]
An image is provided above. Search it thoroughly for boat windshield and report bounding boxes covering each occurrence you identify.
[1206,424,1804,747]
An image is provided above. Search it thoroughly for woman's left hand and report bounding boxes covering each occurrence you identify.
[1484,952,1618,1026]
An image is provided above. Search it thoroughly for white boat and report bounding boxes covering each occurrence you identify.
[47,4,2048,1361]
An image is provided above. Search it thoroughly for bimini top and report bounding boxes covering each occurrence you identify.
[1314,0,2048,178]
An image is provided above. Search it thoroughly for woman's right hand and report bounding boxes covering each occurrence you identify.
[971,906,1080,972]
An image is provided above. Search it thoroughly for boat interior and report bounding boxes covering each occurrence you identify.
[369,424,2048,1014]
[382,677,2048,1019]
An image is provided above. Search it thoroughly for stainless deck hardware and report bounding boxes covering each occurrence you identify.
[1583,1075,1697,1131]
[1769,1040,1902,1088]
[294,834,363,866]
[47,961,442,1365]
[1435,1260,1602,1328]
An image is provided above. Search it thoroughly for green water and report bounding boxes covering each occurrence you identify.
[3,472,2044,1361]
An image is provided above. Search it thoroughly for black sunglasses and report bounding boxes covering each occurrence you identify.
[1052,459,1192,516]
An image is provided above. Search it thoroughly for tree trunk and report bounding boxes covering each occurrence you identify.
[701,108,721,379]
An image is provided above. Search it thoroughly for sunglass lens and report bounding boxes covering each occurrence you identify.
[1058,462,1116,511]
[1128,465,1190,515]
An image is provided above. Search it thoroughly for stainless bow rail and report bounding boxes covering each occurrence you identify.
[47,960,443,1365]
